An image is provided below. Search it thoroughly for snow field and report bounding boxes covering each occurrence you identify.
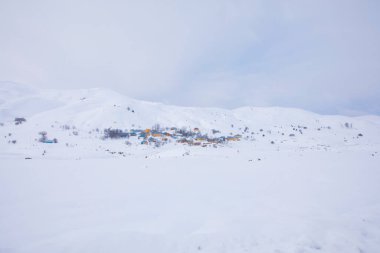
[1,148,380,253]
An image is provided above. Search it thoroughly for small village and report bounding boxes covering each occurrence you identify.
[103,126,242,148]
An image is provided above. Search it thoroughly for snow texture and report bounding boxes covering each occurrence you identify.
[1,81,380,253]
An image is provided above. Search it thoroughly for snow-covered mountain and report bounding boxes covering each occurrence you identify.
[1,80,379,159]
[1,81,379,131]
[1,81,380,253]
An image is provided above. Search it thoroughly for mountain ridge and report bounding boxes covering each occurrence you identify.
[1,81,380,133]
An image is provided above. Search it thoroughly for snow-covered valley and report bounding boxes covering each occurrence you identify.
[1,81,380,252]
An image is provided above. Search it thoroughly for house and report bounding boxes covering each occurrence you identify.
[130,129,142,136]
[42,139,56,144]
[139,132,147,138]
[178,138,192,144]
[41,138,58,144]
[167,129,177,135]
[217,137,226,143]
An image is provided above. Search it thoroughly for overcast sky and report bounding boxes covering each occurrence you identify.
[1,0,380,115]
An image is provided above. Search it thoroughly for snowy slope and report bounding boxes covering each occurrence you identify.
[1,145,380,253]
[1,81,380,253]
[1,81,379,131]
[1,81,380,159]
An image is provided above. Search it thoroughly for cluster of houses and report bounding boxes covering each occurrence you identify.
[103,126,242,147]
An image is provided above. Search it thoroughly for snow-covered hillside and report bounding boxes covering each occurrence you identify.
[1,81,380,157]
[1,81,380,253]
[1,81,380,131]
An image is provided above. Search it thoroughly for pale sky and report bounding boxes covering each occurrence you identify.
[1,0,380,115]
